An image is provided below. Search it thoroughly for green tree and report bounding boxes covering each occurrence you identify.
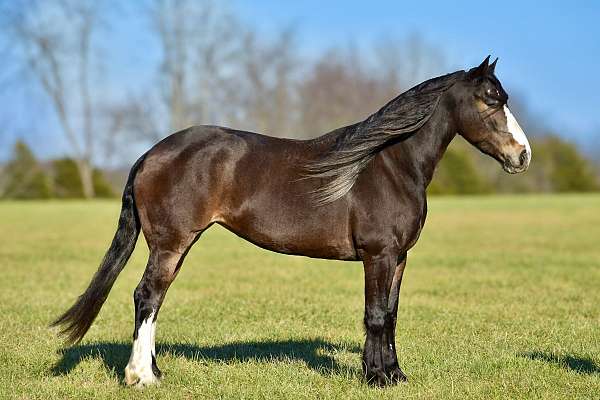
[52,158,115,198]
[92,169,115,198]
[436,135,599,194]
[2,140,51,199]
[52,158,85,198]
[544,136,599,192]
[429,147,491,195]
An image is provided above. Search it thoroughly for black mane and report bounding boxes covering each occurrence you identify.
[305,70,466,205]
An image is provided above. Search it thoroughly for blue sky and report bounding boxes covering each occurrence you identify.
[2,0,599,161]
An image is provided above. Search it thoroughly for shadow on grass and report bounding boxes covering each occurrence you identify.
[520,351,600,375]
[52,339,361,380]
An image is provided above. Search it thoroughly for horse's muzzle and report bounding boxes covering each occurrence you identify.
[503,148,530,174]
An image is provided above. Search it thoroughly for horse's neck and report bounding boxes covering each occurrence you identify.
[379,103,457,188]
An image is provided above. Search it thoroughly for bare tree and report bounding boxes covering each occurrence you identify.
[225,28,298,137]
[148,2,298,138]
[2,0,106,197]
[373,33,447,90]
[107,0,242,145]
[295,36,448,138]
[150,0,241,132]
[112,0,298,143]
[296,47,396,137]
[152,0,189,131]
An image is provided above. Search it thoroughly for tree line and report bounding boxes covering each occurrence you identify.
[0,0,597,199]
[429,136,598,194]
[0,141,114,199]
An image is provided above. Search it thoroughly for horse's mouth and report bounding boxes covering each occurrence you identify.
[502,158,528,174]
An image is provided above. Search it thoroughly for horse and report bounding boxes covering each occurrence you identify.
[52,56,531,387]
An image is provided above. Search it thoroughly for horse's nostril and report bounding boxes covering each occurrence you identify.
[519,149,528,166]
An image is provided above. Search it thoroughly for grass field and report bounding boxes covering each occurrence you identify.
[1,195,599,399]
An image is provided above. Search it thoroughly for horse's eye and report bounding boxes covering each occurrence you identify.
[486,88,499,97]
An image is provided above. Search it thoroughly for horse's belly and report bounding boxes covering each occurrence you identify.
[217,213,357,261]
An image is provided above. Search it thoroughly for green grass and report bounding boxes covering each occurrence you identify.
[1,195,599,399]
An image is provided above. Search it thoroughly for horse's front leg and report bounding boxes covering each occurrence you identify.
[382,254,407,382]
[362,250,407,386]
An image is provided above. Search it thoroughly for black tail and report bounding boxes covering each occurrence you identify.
[51,155,146,345]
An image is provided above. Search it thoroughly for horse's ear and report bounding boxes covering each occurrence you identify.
[468,55,490,79]
[489,57,498,75]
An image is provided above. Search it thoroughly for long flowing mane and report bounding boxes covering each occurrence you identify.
[305,70,466,205]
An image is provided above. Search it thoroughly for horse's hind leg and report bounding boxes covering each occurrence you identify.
[124,235,198,387]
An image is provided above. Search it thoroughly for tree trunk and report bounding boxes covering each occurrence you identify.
[76,158,95,198]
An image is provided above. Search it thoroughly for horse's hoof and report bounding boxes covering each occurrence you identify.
[365,366,407,387]
[124,365,161,388]
[365,368,390,387]
[388,367,408,384]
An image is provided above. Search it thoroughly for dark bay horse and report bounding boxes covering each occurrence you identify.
[52,56,531,387]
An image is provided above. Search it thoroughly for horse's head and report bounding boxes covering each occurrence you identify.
[451,56,531,173]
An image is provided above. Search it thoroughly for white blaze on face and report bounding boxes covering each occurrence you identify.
[125,312,158,386]
[503,105,532,163]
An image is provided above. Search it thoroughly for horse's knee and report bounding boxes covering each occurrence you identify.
[364,309,386,334]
